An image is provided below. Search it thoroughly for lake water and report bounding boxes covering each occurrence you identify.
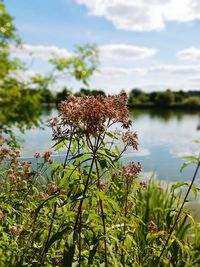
[15,108,200,182]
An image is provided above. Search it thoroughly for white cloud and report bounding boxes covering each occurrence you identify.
[9,70,36,83]
[11,44,71,61]
[76,0,200,32]
[95,66,146,77]
[177,47,200,61]
[100,44,156,60]
[148,64,200,75]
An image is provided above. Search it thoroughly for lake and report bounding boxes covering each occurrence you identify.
[15,108,200,182]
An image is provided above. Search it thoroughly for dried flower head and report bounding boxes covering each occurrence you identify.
[147,221,157,233]
[124,131,138,150]
[99,183,107,192]
[39,192,47,199]
[21,161,31,167]
[34,152,41,158]
[43,151,53,164]
[123,161,142,180]
[59,92,132,136]
[0,210,6,221]
[140,181,147,189]
[47,182,57,193]
[0,148,10,159]
[0,136,6,146]
[9,224,24,236]
[48,117,59,127]
[17,180,27,190]
[7,169,14,176]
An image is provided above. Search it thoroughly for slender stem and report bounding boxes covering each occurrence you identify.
[41,202,57,263]
[73,155,96,242]
[61,134,73,179]
[95,159,108,267]
[77,139,82,267]
[121,178,129,264]
[159,157,200,259]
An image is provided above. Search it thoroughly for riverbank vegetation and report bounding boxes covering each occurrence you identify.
[0,93,200,266]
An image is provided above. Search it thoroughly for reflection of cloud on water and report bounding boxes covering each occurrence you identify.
[169,144,199,159]
[124,147,150,158]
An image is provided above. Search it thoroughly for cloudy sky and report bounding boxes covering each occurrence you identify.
[6,0,200,93]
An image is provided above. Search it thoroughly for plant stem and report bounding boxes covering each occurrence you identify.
[41,202,57,264]
[121,178,129,264]
[159,157,200,259]
[73,153,96,242]
[61,134,73,179]
[95,159,108,267]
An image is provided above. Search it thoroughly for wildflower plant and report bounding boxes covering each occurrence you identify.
[47,92,140,266]
[0,93,199,267]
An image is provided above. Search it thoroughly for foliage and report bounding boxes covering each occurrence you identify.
[0,94,200,267]
[49,44,99,86]
[0,0,100,136]
[128,88,200,109]
[0,0,42,133]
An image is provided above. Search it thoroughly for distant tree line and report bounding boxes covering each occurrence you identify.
[128,88,200,109]
[37,87,106,105]
[35,86,200,109]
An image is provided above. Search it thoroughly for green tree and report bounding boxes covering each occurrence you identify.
[0,0,42,138]
[50,44,99,86]
[0,0,100,141]
[154,89,175,107]
[56,87,72,103]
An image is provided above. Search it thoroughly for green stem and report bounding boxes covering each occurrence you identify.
[41,202,57,264]
[95,159,108,267]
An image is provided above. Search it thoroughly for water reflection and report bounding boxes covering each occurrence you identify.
[15,107,200,181]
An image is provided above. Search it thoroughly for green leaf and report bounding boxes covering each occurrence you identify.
[62,232,75,267]
[191,184,198,199]
[171,182,188,191]
[44,226,72,253]
[69,153,91,161]
[180,161,195,172]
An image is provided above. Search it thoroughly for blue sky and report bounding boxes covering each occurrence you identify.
[6,0,200,93]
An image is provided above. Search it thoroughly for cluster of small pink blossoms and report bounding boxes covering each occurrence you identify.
[123,131,138,150]
[123,161,142,180]
[51,92,134,137]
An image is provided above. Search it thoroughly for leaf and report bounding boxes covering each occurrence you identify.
[69,153,91,161]
[171,182,188,191]
[34,194,57,221]
[105,132,119,140]
[114,145,121,156]
[44,226,72,253]
[191,184,198,199]
[182,156,198,162]
[62,232,75,267]
[194,140,200,144]
[180,161,195,172]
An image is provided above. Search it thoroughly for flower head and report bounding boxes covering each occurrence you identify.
[124,131,138,150]
[9,224,24,236]
[123,161,142,180]
[43,151,53,164]
[147,221,157,233]
[59,92,132,136]
[47,182,57,193]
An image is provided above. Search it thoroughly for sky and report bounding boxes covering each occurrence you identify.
[5,0,200,94]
